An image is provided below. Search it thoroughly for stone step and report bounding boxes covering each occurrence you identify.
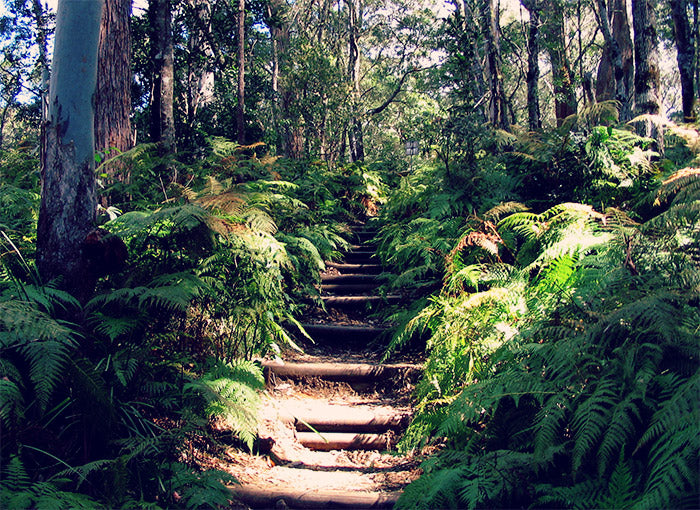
[262,360,421,385]
[300,323,389,343]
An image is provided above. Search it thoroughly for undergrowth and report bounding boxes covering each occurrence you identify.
[383,121,700,509]
[0,139,378,508]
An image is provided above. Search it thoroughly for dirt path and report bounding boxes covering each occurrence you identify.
[218,224,424,509]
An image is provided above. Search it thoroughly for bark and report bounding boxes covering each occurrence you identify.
[481,0,509,130]
[347,0,364,161]
[632,0,661,137]
[237,0,246,145]
[37,0,103,301]
[694,0,699,100]
[265,0,303,158]
[593,0,632,118]
[542,0,577,125]
[670,0,697,121]
[595,0,634,119]
[522,0,542,130]
[95,0,133,169]
[458,0,487,117]
[186,0,215,129]
[149,0,176,153]
[31,0,50,173]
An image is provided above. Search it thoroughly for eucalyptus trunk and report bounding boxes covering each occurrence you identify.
[670,0,697,121]
[632,0,661,139]
[149,0,176,153]
[595,0,634,119]
[458,0,487,117]
[31,0,50,171]
[542,0,577,125]
[347,0,365,162]
[522,0,542,130]
[481,0,509,130]
[37,0,103,301]
[237,0,246,145]
[95,0,133,168]
[594,0,633,119]
[186,0,215,130]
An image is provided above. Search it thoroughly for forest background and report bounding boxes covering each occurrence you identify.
[0,0,698,508]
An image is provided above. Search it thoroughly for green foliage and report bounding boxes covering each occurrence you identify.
[0,456,100,509]
[190,360,264,451]
[395,166,700,509]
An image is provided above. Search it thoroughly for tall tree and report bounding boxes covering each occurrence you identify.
[149,0,175,153]
[237,0,246,144]
[95,0,133,167]
[541,0,577,125]
[595,0,634,119]
[522,0,542,130]
[669,0,697,121]
[481,0,509,129]
[185,0,216,131]
[37,0,103,300]
[632,0,661,138]
[347,0,364,161]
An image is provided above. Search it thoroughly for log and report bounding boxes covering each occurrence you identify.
[278,405,411,433]
[321,283,378,294]
[321,295,401,307]
[230,485,400,509]
[262,361,421,384]
[299,323,389,343]
[296,432,395,451]
[326,262,382,274]
[321,274,379,284]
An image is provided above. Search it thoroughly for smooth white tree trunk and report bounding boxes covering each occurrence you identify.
[37,0,103,300]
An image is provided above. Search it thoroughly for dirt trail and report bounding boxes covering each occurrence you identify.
[221,224,424,509]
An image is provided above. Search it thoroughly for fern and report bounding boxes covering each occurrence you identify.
[0,299,77,413]
[167,463,237,509]
[0,456,99,509]
[190,360,264,451]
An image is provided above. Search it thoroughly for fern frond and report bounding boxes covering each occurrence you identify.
[194,360,264,450]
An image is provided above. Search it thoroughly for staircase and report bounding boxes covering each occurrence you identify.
[229,223,420,509]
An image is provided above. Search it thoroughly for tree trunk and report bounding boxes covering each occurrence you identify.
[522,0,542,130]
[31,0,50,173]
[37,0,103,301]
[458,0,487,118]
[149,0,176,153]
[237,0,246,145]
[632,0,661,139]
[95,0,133,172]
[670,0,697,121]
[542,0,577,125]
[595,0,634,119]
[481,0,509,130]
[347,0,365,162]
[186,0,215,130]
